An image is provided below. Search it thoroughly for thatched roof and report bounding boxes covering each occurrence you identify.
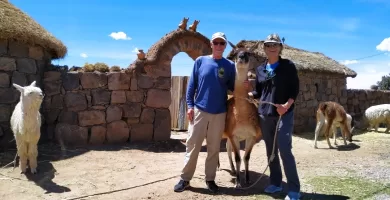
[0,0,67,59]
[227,40,357,78]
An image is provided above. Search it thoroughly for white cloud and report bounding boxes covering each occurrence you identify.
[80,53,88,58]
[347,61,389,89]
[376,37,390,52]
[109,32,132,40]
[131,47,139,53]
[340,59,359,65]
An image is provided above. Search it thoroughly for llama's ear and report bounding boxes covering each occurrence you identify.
[13,83,24,92]
[30,81,37,87]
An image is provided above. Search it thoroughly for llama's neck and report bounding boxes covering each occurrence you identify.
[233,67,249,97]
[20,97,41,116]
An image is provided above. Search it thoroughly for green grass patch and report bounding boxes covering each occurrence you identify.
[307,176,390,200]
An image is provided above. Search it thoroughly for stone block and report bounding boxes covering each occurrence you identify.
[28,46,44,60]
[58,110,78,125]
[0,57,16,71]
[16,58,37,74]
[12,71,27,86]
[0,88,18,104]
[44,71,61,82]
[80,72,107,89]
[44,109,61,124]
[78,110,106,126]
[154,77,170,89]
[62,72,80,91]
[126,91,144,103]
[0,73,10,88]
[64,92,87,112]
[138,75,154,89]
[111,91,126,104]
[140,108,155,124]
[8,41,29,58]
[107,72,130,90]
[106,105,122,123]
[90,126,106,144]
[130,124,153,142]
[145,89,171,108]
[127,117,139,125]
[153,109,171,141]
[91,89,111,106]
[0,40,7,55]
[55,123,88,146]
[122,103,142,118]
[0,104,11,122]
[106,120,129,144]
[43,80,61,96]
[130,78,138,90]
[51,94,64,109]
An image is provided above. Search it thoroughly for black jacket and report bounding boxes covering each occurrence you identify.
[251,57,300,116]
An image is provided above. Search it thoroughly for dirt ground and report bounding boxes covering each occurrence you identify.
[1,129,390,200]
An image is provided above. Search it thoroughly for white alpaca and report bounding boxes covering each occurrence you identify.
[352,104,390,133]
[10,81,44,174]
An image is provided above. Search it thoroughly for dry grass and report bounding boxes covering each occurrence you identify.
[226,40,357,78]
[0,0,67,59]
[94,62,109,72]
[110,66,121,72]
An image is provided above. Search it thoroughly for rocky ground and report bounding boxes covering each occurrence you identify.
[0,129,389,200]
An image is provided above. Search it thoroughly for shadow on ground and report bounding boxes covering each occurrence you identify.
[188,169,350,200]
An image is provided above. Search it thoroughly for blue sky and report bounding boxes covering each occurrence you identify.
[10,0,390,89]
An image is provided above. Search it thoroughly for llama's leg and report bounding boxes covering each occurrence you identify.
[231,136,242,188]
[16,139,28,174]
[314,120,323,149]
[340,121,350,144]
[28,143,38,174]
[332,125,338,145]
[226,139,235,174]
[244,136,256,185]
[385,120,390,133]
[374,123,379,132]
[325,118,334,149]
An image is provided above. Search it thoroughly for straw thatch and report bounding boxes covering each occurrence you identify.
[0,0,67,59]
[227,40,357,78]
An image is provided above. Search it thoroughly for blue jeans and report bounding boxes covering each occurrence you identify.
[259,111,300,193]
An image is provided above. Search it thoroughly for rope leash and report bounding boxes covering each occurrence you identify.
[226,96,282,191]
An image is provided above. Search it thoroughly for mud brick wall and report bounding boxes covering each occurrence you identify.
[0,39,52,149]
[42,69,172,146]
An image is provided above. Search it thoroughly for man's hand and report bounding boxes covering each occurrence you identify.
[187,108,194,122]
[276,104,289,116]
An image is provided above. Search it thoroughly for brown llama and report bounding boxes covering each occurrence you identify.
[314,101,352,149]
[218,41,263,188]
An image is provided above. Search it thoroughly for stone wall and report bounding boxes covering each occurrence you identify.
[41,69,172,146]
[0,39,52,150]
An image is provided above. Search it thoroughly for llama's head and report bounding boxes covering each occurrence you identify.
[228,41,259,80]
[13,81,44,108]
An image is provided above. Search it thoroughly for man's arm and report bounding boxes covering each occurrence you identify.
[186,58,200,109]
[284,61,300,108]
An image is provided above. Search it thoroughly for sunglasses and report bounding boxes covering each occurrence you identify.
[212,41,226,46]
[264,43,280,48]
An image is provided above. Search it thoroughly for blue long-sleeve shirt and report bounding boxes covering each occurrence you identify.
[186,55,236,114]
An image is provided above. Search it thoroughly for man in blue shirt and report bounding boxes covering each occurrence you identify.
[174,32,236,193]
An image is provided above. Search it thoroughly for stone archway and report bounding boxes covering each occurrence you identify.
[127,19,212,141]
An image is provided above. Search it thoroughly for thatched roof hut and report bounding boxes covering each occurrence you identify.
[227,40,357,78]
[0,0,67,59]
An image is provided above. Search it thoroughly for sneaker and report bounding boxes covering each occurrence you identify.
[264,185,283,194]
[206,180,219,193]
[174,179,190,192]
[285,191,301,200]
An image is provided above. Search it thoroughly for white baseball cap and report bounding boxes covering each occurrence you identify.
[211,32,227,41]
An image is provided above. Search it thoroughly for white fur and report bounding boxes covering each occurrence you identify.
[353,104,390,133]
[314,111,352,148]
[10,81,44,174]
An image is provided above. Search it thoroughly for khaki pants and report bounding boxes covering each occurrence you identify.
[180,107,226,181]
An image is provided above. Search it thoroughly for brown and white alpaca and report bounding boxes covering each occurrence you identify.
[314,101,352,149]
[220,41,263,188]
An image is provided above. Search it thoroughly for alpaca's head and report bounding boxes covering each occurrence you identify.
[228,41,259,80]
[13,81,44,108]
